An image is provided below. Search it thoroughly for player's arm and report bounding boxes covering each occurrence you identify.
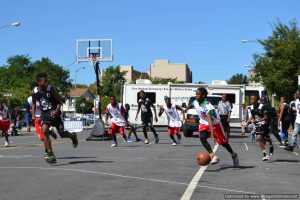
[206,112,215,140]
[158,106,164,117]
[50,87,62,117]
[105,106,110,125]
[183,104,194,113]
[278,103,284,126]
[31,94,37,120]
[150,101,158,122]
[227,102,232,122]
[120,105,128,122]
[135,102,141,121]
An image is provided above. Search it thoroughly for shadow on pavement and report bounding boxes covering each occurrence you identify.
[53,160,114,166]
[206,165,257,172]
[57,156,98,159]
[269,159,299,163]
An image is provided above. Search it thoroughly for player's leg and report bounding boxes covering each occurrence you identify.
[168,127,177,145]
[264,126,274,156]
[175,127,181,144]
[284,123,300,152]
[256,126,269,161]
[54,116,77,148]
[141,116,149,144]
[110,123,118,147]
[1,120,10,147]
[214,123,239,167]
[119,126,127,143]
[148,116,159,143]
[41,122,56,164]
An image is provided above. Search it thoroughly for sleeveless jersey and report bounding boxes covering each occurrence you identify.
[0,105,9,120]
[32,85,58,115]
[163,104,182,127]
[106,103,126,126]
[249,103,267,126]
[192,100,220,125]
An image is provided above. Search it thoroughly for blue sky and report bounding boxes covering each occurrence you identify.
[1,0,300,85]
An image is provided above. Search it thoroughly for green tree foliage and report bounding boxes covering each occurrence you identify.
[226,73,248,84]
[101,66,126,99]
[151,77,185,84]
[252,20,300,101]
[75,96,93,114]
[0,55,72,109]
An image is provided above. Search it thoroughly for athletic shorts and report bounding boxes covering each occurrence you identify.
[34,118,43,141]
[41,113,64,132]
[199,123,228,145]
[111,122,125,135]
[255,125,269,136]
[141,114,153,127]
[168,127,180,135]
[0,119,10,134]
[220,115,230,131]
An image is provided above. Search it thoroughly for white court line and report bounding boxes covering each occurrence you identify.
[0,166,256,194]
[293,152,299,157]
[244,142,249,151]
[180,144,219,200]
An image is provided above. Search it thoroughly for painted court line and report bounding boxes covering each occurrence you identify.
[293,152,299,157]
[180,144,219,200]
[0,166,256,194]
[244,142,249,151]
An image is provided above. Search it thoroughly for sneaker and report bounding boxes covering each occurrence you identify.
[127,138,133,143]
[49,127,57,139]
[278,143,285,148]
[269,146,274,156]
[262,155,270,161]
[284,145,294,152]
[172,142,177,146]
[144,139,149,144]
[4,140,9,147]
[111,142,118,147]
[135,138,143,143]
[44,152,57,164]
[123,139,127,143]
[232,153,239,167]
[154,135,159,144]
[71,132,78,148]
[210,155,220,165]
[176,138,181,144]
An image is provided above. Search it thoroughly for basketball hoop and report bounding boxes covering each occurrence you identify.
[86,56,99,67]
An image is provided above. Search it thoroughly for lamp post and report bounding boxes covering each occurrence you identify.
[74,66,85,117]
[241,39,259,43]
[0,21,21,30]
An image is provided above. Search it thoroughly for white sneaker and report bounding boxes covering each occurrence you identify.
[176,139,181,144]
[210,155,220,165]
[232,153,239,167]
[144,139,149,144]
[172,142,177,146]
[4,141,9,147]
[262,155,270,161]
[111,142,118,147]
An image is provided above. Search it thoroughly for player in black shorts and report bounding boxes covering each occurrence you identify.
[135,90,159,144]
[32,73,78,164]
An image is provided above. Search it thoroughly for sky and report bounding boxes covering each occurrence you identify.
[1,0,300,85]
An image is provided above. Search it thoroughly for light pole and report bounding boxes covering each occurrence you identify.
[241,39,259,43]
[0,21,21,30]
[74,66,85,117]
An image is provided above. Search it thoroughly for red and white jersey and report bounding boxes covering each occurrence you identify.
[163,104,182,127]
[0,105,9,120]
[193,100,220,125]
[106,103,126,126]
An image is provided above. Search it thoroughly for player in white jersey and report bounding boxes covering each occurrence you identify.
[158,96,183,146]
[0,101,11,147]
[105,95,128,147]
[184,88,239,167]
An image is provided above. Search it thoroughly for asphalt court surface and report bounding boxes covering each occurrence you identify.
[0,130,299,200]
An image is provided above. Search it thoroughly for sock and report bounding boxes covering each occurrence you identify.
[262,149,267,156]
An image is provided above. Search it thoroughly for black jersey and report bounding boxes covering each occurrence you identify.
[32,85,58,115]
[249,103,268,126]
[138,98,153,117]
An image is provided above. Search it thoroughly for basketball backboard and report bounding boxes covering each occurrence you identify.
[76,39,113,62]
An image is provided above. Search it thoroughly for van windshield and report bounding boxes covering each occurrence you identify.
[188,96,222,108]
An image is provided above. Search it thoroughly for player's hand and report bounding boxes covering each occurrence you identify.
[155,116,158,122]
[227,118,230,123]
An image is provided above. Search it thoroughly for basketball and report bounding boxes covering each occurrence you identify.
[196,151,211,166]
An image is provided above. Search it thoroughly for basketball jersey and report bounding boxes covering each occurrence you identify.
[0,105,9,120]
[163,104,182,127]
[106,103,126,126]
[32,85,58,115]
[249,103,267,126]
[192,100,220,125]
[138,98,153,117]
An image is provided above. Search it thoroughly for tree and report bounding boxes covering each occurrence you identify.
[0,55,72,109]
[151,77,185,84]
[226,73,248,84]
[75,96,93,114]
[252,20,300,101]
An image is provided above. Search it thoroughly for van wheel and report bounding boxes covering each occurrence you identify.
[183,124,193,137]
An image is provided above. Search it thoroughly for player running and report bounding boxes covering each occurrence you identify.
[184,88,239,167]
[105,95,128,147]
[244,95,273,161]
[158,96,183,146]
[135,90,159,144]
[32,73,78,164]
[0,101,11,147]
[124,103,142,143]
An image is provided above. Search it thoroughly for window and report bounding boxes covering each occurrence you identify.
[212,93,236,104]
[136,92,156,104]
